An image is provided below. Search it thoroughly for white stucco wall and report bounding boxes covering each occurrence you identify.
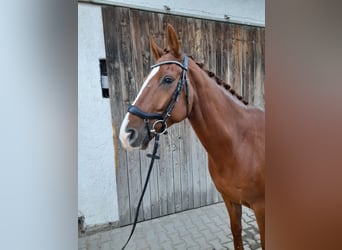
[78,3,119,226]
[81,0,264,26]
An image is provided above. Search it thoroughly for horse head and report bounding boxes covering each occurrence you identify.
[119,24,194,150]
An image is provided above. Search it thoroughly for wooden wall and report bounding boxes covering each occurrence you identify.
[102,6,265,226]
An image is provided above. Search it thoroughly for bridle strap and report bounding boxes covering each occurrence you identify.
[128,54,189,135]
[127,105,163,120]
[151,60,187,71]
[151,55,189,118]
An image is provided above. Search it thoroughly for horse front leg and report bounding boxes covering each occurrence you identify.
[253,200,265,249]
[223,198,244,250]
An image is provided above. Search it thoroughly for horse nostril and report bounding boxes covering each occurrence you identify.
[127,128,138,143]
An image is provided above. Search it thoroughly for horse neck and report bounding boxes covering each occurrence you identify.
[187,61,248,160]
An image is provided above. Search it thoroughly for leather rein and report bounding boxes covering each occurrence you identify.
[121,55,189,249]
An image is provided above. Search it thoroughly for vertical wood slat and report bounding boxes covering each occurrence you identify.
[130,10,153,221]
[102,6,265,225]
[102,7,131,226]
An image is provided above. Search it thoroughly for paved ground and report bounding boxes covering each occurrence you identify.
[78,202,261,250]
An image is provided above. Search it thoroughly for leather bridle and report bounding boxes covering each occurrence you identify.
[127,54,189,138]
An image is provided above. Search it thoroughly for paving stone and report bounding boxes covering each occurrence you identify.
[187,246,202,250]
[173,242,187,250]
[182,234,199,248]
[194,237,212,249]
[248,220,259,229]
[253,233,260,241]
[216,231,231,244]
[208,238,224,249]
[226,241,235,250]
[158,233,170,244]
[206,221,223,234]
[158,241,174,250]
[167,232,184,246]
[162,223,177,234]
[78,203,261,250]
[189,226,202,239]
[243,244,252,250]
[200,228,217,242]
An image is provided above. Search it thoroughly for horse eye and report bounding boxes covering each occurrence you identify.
[162,77,174,85]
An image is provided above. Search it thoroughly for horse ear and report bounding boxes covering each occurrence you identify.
[150,36,163,61]
[167,24,181,58]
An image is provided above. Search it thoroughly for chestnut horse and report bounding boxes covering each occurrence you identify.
[119,24,265,249]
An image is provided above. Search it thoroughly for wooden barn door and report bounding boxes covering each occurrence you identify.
[102,6,265,226]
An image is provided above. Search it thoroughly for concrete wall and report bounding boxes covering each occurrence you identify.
[78,3,119,226]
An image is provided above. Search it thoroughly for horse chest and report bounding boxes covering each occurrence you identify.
[208,159,257,204]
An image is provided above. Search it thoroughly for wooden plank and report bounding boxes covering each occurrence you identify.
[230,24,242,93]
[194,19,204,63]
[165,127,177,215]
[227,23,234,89]
[254,27,265,108]
[222,22,230,84]
[156,150,167,216]
[246,27,256,104]
[102,6,131,226]
[129,9,153,221]
[117,9,146,224]
[201,20,209,70]
[241,26,248,99]
[139,143,153,220]
[208,22,215,73]
[180,120,190,210]
[147,12,162,219]
[160,127,176,216]
[172,126,182,212]
[215,22,223,78]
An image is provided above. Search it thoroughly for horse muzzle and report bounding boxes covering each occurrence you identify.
[119,113,152,150]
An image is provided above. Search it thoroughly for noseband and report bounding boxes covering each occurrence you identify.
[127,54,189,138]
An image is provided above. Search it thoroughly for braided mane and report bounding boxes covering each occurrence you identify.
[161,49,248,105]
[191,57,249,105]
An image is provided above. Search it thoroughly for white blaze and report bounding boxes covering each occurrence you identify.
[119,113,134,150]
[119,66,160,150]
[132,66,160,105]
